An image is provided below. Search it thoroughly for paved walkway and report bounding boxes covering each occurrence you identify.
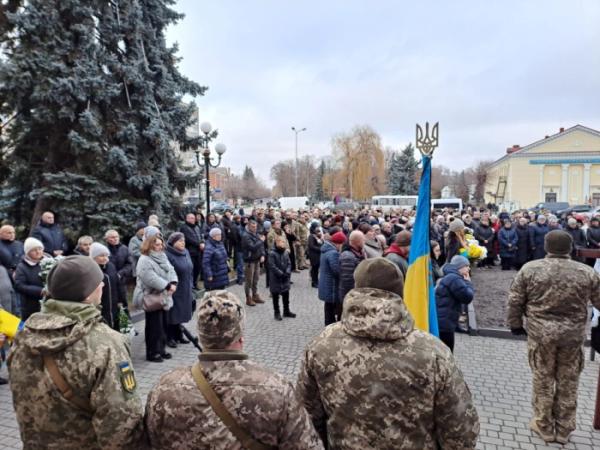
[1,270,599,449]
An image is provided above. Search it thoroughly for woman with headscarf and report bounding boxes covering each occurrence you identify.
[202,228,230,291]
[165,232,194,347]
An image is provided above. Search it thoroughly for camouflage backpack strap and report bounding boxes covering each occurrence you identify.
[43,354,92,415]
[191,363,276,450]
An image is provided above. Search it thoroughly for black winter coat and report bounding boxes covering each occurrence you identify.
[515,225,530,265]
[268,248,292,294]
[166,245,194,325]
[587,226,600,248]
[307,234,323,266]
[241,229,265,262]
[474,223,495,254]
[99,261,120,330]
[30,222,68,255]
[529,224,549,260]
[339,246,365,302]
[0,239,24,274]
[180,222,204,258]
[565,226,586,259]
[14,258,44,321]
[435,264,474,333]
[107,243,132,304]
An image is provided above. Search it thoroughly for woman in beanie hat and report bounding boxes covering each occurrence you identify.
[14,237,46,320]
[435,255,474,352]
[445,219,468,263]
[89,242,120,330]
[135,234,178,362]
[202,228,229,291]
[165,232,194,347]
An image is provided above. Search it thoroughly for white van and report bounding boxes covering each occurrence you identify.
[278,196,309,210]
[371,195,418,212]
[431,198,463,212]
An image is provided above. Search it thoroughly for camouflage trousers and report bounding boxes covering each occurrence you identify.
[295,242,307,269]
[527,339,584,437]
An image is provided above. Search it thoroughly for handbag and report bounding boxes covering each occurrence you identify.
[143,290,167,312]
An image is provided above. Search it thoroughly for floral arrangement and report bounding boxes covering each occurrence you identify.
[460,233,487,261]
[118,306,135,339]
[39,255,65,296]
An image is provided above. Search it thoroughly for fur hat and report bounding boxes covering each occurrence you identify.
[89,242,110,259]
[354,257,404,297]
[209,227,222,238]
[197,290,245,349]
[544,230,572,255]
[47,255,104,302]
[168,232,185,246]
[448,219,465,233]
[24,237,44,255]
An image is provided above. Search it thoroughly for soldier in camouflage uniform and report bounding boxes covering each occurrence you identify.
[296,258,479,449]
[294,214,310,270]
[508,230,600,444]
[267,219,289,252]
[145,290,323,450]
[8,255,145,449]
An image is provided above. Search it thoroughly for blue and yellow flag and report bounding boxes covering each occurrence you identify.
[403,155,439,336]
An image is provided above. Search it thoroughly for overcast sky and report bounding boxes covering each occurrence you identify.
[166,0,600,186]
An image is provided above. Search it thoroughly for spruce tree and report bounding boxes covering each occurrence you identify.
[0,0,205,237]
[386,153,402,195]
[314,160,325,201]
[396,143,418,195]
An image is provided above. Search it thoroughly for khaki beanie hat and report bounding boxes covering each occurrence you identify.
[544,230,572,256]
[448,219,465,233]
[197,290,245,349]
[354,257,404,297]
[47,255,104,302]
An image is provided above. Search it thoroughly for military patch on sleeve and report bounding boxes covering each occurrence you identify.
[118,361,137,393]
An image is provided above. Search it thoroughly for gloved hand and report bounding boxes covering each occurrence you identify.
[511,327,527,336]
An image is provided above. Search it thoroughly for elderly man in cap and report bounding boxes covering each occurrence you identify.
[508,230,600,444]
[8,255,144,449]
[145,290,323,449]
[384,230,411,278]
[297,257,479,449]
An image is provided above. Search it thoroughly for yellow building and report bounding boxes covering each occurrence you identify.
[485,125,600,210]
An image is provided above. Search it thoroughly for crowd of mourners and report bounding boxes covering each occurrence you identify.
[2,201,600,448]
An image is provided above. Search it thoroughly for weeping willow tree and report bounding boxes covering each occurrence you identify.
[331,125,386,200]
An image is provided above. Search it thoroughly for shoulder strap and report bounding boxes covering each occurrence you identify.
[191,363,276,450]
[43,354,92,414]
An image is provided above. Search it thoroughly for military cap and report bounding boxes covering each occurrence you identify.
[47,255,104,302]
[354,257,404,297]
[197,290,245,349]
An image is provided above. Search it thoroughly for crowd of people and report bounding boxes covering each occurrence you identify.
[1,202,600,447]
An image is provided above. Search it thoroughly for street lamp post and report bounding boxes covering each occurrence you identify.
[291,126,306,197]
[195,122,226,216]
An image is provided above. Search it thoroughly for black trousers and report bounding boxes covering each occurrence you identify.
[272,291,290,313]
[439,331,455,352]
[190,253,202,287]
[324,302,342,326]
[310,263,319,287]
[501,256,513,270]
[145,309,167,358]
[166,324,183,342]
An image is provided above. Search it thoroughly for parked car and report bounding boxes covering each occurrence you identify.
[210,201,231,213]
[530,202,569,215]
[557,204,592,217]
[585,206,600,219]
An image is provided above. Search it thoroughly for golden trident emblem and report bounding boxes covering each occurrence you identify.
[416,122,439,157]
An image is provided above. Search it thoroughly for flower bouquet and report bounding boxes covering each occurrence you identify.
[460,234,487,262]
[118,306,136,341]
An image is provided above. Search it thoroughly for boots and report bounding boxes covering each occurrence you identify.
[246,295,256,307]
[253,293,265,304]
[283,296,296,318]
[272,297,282,321]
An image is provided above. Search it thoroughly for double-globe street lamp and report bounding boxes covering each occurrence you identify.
[291,126,307,197]
[195,121,226,216]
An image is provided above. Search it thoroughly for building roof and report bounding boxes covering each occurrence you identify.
[488,124,600,168]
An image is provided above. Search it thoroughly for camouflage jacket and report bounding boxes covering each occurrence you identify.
[145,349,323,450]
[296,288,479,450]
[294,221,309,244]
[8,299,145,450]
[267,228,289,251]
[507,255,600,345]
